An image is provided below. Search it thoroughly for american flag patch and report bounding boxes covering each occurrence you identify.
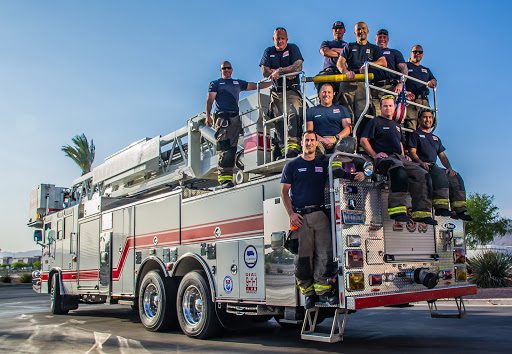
[422,68,428,73]
[366,49,371,54]
[333,108,340,113]
[315,167,323,172]
[283,50,289,57]
[433,136,439,141]
[384,51,391,55]
[233,81,239,84]
[396,126,401,132]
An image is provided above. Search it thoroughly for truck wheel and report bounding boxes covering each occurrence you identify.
[138,270,177,331]
[50,273,68,315]
[177,270,221,339]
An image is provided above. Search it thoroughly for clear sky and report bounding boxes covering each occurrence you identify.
[0,0,510,252]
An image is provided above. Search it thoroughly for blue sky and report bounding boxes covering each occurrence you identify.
[0,0,510,252]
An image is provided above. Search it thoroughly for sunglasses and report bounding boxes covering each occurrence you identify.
[380,95,395,101]
[412,50,423,54]
[221,67,232,70]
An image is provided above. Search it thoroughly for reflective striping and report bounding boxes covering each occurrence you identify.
[451,201,466,206]
[432,199,449,205]
[412,211,431,217]
[388,206,407,215]
[218,175,233,182]
[300,284,314,294]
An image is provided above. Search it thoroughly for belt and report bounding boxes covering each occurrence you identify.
[215,111,239,118]
[294,205,323,215]
[373,79,395,87]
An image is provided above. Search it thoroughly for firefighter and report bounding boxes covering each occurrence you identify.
[260,27,304,159]
[360,96,437,225]
[281,130,364,309]
[408,110,472,221]
[371,29,408,117]
[206,61,271,188]
[336,22,387,138]
[404,45,437,130]
[305,83,351,159]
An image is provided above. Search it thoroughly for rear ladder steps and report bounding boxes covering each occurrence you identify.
[428,296,467,319]
[301,307,348,343]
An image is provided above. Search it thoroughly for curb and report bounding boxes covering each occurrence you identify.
[435,298,512,305]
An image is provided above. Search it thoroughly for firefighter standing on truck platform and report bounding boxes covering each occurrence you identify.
[360,96,437,225]
[206,61,271,188]
[281,130,364,309]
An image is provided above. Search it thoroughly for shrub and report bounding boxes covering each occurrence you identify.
[1,275,12,283]
[19,273,33,283]
[467,250,512,288]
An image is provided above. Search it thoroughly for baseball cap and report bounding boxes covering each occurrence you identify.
[377,29,389,36]
[332,21,345,29]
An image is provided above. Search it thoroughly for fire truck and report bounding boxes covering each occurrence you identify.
[29,66,476,343]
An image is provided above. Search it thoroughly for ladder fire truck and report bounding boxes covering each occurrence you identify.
[29,65,476,343]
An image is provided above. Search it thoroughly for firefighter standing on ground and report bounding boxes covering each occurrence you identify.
[206,61,271,188]
[260,27,304,159]
[408,110,472,221]
[360,96,437,225]
[281,131,364,309]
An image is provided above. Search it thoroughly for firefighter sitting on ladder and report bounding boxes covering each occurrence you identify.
[281,130,364,309]
[408,109,472,221]
[360,96,437,225]
[206,60,271,188]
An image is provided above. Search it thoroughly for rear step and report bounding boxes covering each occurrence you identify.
[301,307,348,343]
[428,296,467,319]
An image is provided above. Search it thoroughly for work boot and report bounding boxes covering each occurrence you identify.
[318,293,339,306]
[285,149,299,159]
[452,212,473,221]
[305,295,318,309]
[413,216,438,226]
[391,213,411,223]
[434,209,456,217]
[221,181,234,189]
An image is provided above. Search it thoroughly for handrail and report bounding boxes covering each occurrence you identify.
[352,61,438,139]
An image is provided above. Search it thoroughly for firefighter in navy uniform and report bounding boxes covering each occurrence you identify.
[404,45,437,130]
[306,83,351,159]
[408,110,472,221]
[336,22,386,138]
[281,130,364,309]
[206,61,271,188]
[360,96,437,225]
[260,27,304,159]
[371,29,408,117]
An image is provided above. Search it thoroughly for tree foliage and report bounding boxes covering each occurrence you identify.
[61,134,95,175]
[32,261,41,269]
[11,262,28,269]
[465,193,510,248]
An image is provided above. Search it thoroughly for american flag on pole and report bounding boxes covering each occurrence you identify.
[393,80,407,124]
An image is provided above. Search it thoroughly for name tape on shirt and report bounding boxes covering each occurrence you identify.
[270,54,275,58]
[314,114,322,118]
[315,167,324,173]
[383,127,389,130]
[419,134,425,138]
[283,50,289,57]
[333,108,340,113]
[219,82,225,85]
[298,168,307,172]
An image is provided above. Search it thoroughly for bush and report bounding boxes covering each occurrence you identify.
[467,250,512,288]
[19,273,33,283]
[1,275,12,283]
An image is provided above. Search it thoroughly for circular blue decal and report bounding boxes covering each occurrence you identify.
[244,245,258,268]
[223,276,233,294]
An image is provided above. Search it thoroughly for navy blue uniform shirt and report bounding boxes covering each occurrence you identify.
[372,47,405,82]
[306,104,350,137]
[208,78,248,112]
[260,43,303,89]
[340,42,384,74]
[281,157,328,210]
[362,116,405,155]
[320,39,347,69]
[408,130,445,163]
[406,62,436,96]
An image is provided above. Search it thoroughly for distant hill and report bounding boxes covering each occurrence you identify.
[0,249,42,258]
[491,233,512,247]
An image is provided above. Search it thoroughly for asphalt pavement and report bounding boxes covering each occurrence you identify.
[0,284,512,353]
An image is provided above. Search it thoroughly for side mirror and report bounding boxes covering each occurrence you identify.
[33,230,42,242]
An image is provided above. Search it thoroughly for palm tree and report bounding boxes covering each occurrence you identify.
[61,134,96,175]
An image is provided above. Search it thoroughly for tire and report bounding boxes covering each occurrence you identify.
[138,270,177,332]
[50,273,68,315]
[177,270,221,339]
